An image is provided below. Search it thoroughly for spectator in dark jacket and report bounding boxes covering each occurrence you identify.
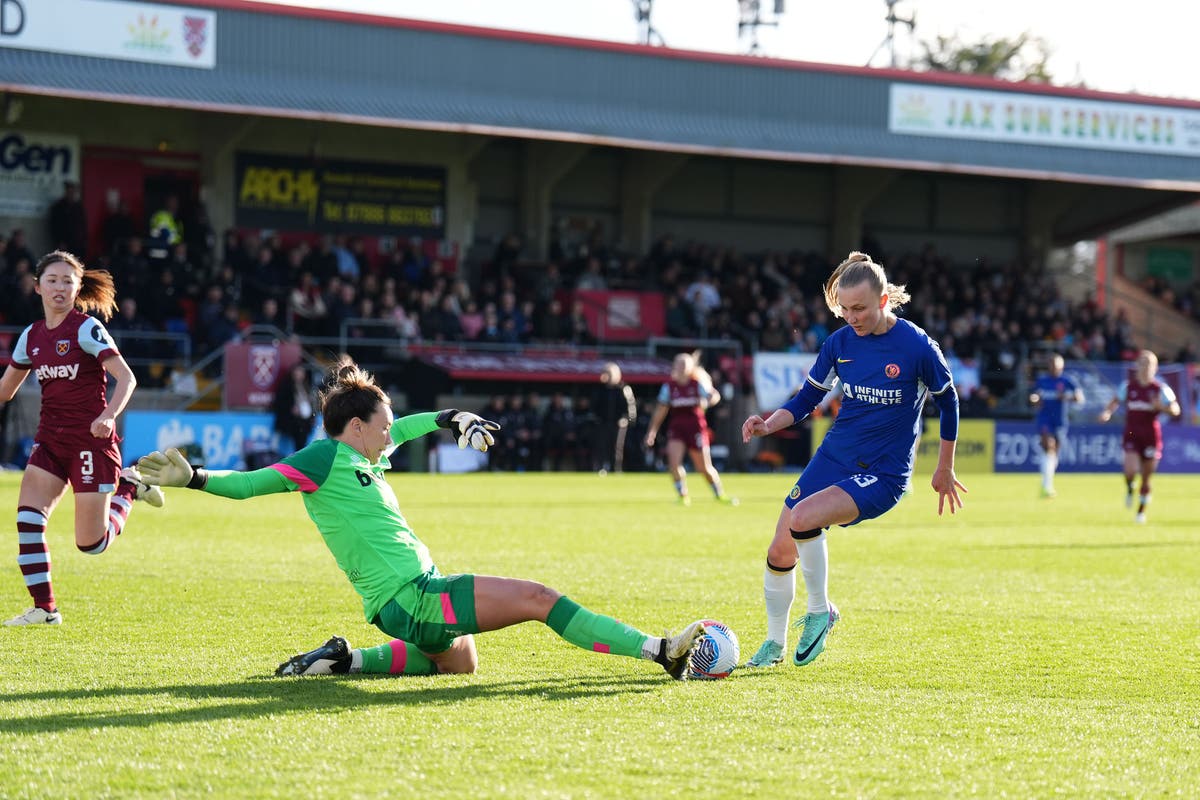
[271,363,317,454]
[594,362,637,473]
[47,180,87,257]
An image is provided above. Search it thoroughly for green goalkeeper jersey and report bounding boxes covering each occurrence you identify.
[200,412,441,622]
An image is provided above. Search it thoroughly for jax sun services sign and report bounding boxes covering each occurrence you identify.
[0,0,215,69]
[889,83,1200,158]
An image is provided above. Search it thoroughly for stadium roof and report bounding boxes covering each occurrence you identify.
[3,0,1199,195]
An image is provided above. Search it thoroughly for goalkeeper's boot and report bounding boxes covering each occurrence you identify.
[4,606,62,626]
[657,620,706,680]
[120,467,165,508]
[744,639,784,668]
[792,603,840,667]
[275,636,352,676]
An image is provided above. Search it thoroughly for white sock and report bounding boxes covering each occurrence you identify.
[641,637,662,660]
[1041,453,1057,489]
[349,650,364,673]
[796,533,829,614]
[763,566,796,645]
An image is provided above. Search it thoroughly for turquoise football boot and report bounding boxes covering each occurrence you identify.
[792,603,840,667]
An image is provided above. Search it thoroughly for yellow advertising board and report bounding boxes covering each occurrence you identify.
[234,152,446,237]
[809,418,995,474]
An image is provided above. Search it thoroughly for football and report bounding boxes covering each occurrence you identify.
[688,619,740,680]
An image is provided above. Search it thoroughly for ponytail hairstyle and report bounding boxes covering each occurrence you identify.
[673,350,714,393]
[319,355,390,436]
[822,251,911,318]
[35,250,119,321]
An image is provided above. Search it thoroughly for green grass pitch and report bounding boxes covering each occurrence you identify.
[1,470,1198,797]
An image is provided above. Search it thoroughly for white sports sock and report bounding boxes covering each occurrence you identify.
[1041,452,1057,489]
[642,637,662,660]
[349,649,364,673]
[796,533,829,614]
[763,566,795,645]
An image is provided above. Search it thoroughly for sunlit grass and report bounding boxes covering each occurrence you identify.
[1,471,1197,798]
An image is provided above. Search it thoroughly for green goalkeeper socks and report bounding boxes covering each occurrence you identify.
[545,596,651,659]
[357,640,438,675]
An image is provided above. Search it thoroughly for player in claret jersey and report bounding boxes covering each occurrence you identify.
[1,251,163,627]
[644,352,735,506]
[1099,349,1181,524]
[740,251,966,670]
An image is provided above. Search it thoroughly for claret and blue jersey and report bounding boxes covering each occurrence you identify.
[784,318,955,481]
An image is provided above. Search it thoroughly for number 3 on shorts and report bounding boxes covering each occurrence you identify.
[851,473,878,488]
[79,450,94,477]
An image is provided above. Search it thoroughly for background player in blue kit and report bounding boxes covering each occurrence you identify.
[1029,353,1084,498]
[740,252,966,669]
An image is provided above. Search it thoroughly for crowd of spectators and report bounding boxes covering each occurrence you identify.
[470,390,724,474]
[1,185,1197,404]
[1140,273,1200,327]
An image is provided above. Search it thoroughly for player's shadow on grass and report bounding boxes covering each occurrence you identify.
[0,673,670,734]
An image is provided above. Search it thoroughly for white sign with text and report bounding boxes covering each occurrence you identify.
[890,83,1200,158]
[0,0,216,69]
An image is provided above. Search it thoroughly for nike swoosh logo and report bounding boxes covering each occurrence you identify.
[837,358,853,364]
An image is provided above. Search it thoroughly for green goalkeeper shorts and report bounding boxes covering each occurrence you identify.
[373,569,478,655]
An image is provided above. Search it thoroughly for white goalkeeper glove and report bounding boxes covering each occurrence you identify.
[436,409,502,452]
[137,448,209,489]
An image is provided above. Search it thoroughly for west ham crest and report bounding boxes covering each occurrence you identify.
[56,339,70,356]
[183,16,208,58]
[249,345,280,389]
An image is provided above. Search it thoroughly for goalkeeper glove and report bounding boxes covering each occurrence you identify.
[137,448,209,490]
[436,409,502,452]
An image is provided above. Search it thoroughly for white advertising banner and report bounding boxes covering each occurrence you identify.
[0,0,216,69]
[752,351,818,411]
[0,130,80,217]
[889,83,1200,158]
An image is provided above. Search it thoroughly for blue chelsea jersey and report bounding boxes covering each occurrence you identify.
[807,318,953,479]
[1033,373,1080,428]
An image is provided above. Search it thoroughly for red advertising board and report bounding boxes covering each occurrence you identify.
[573,290,666,342]
[223,342,302,408]
[415,350,671,384]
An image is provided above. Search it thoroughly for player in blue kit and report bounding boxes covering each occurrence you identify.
[740,251,966,669]
[1029,353,1083,498]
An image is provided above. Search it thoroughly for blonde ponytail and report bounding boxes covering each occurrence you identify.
[823,251,909,317]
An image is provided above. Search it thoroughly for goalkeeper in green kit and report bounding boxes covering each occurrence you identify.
[138,358,705,679]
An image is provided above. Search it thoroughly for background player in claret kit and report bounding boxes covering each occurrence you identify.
[643,352,735,506]
[1,251,163,628]
[1098,349,1181,524]
[1029,353,1084,498]
[137,358,706,679]
[740,252,965,670]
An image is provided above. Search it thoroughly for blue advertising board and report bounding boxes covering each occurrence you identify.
[994,422,1200,473]
[122,410,320,470]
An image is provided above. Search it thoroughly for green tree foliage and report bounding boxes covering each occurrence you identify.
[917,32,1053,83]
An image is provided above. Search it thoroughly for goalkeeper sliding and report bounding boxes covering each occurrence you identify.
[138,357,705,679]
